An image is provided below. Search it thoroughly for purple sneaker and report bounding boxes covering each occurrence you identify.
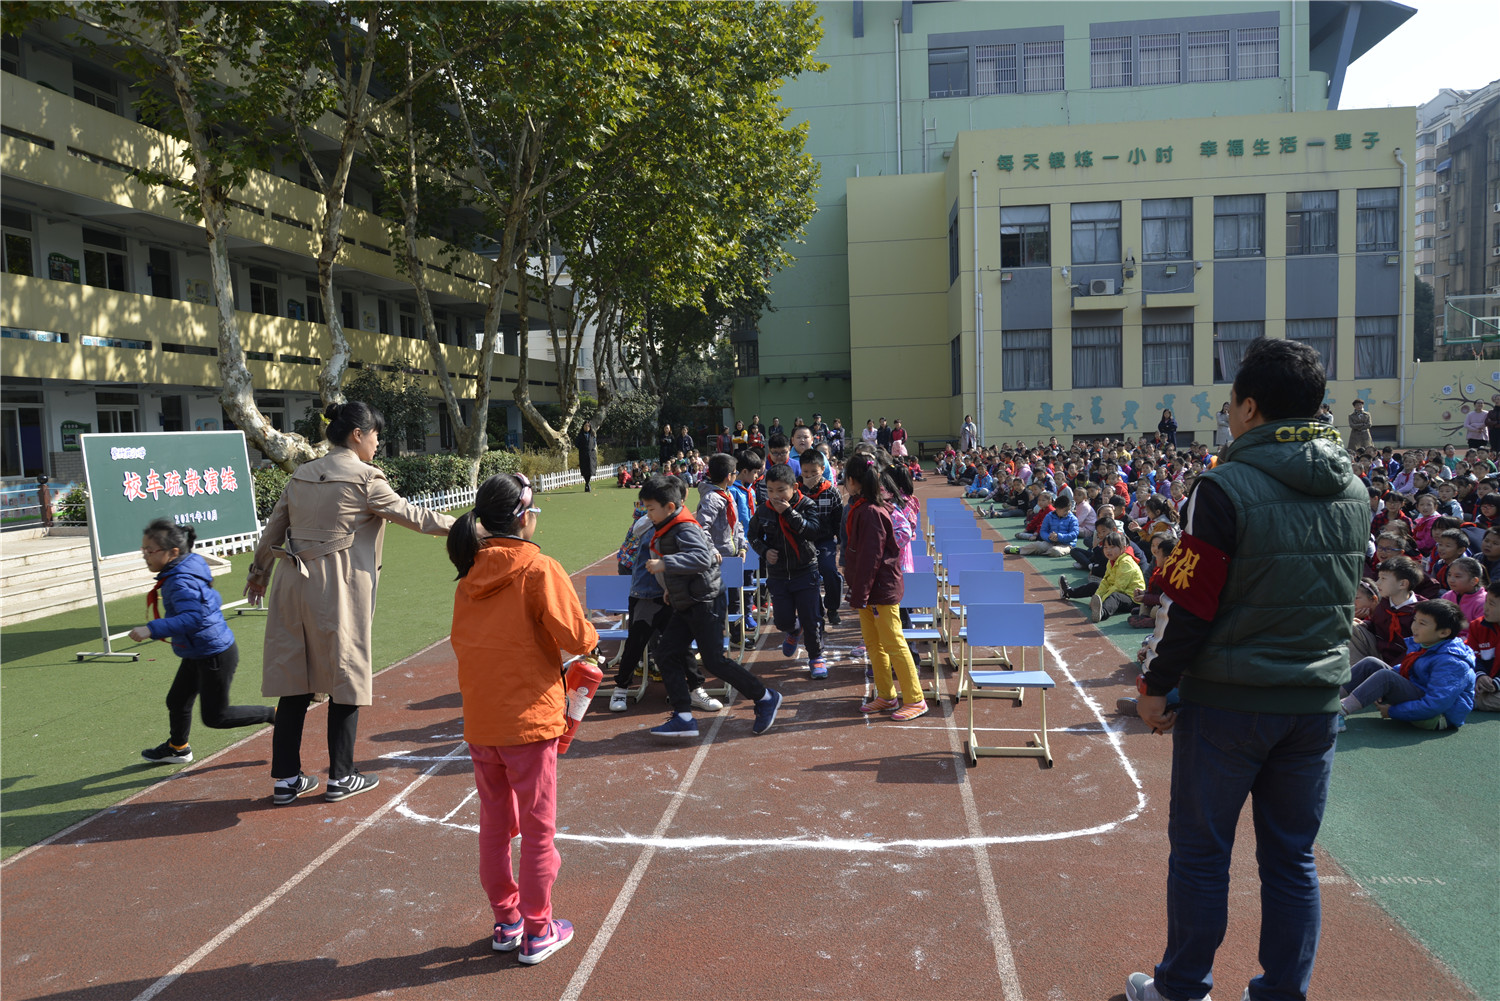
[492,919,524,952]
[781,629,801,658]
[519,919,574,965]
[809,657,828,679]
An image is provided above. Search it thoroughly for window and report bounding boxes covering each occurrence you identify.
[1355,316,1397,378]
[1356,188,1398,252]
[304,278,323,324]
[1186,30,1230,82]
[1143,324,1193,385]
[96,391,139,434]
[1417,184,1436,199]
[1288,318,1336,377]
[1091,36,1131,88]
[72,61,118,114]
[340,290,356,329]
[1236,26,1278,79]
[160,395,185,433]
[1000,205,1049,267]
[975,43,1017,95]
[1138,32,1180,85]
[1022,40,1064,93]
[1071,202,1121,265]
[1418,262,1434,275]
[2,206,34,277]
[1213,195,1264,258]
[1002,330,1051,390]
[1416,237,1434,250]
[1417,158,1436,174]
[1417,210,1436,225]
[929,47,969,98]
[1142,198,1192,261]
[399,303,417,339]
[948,213,960,285]
[2,34,20,76]
[0,405,43,478]
[1440,123,1454,141]
[248,266,278,316]
[735,339,759,377]
[950,335,962,396]
[82,228,127,291]
[377,299,390,335]
[1286,190,1337,256]
[1418,131,1435,148]
[148,247,173,298]
[1213,320,1262,383]
[1072,327,1121,388]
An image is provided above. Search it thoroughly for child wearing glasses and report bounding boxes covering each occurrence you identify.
[130,518,274,765]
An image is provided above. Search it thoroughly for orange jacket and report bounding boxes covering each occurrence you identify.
[451,538,599,747]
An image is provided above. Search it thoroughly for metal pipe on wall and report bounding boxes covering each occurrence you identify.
[1394,146,1410,445]
[1289,0,1296,111]
[893,19,902,175]
[972,169,984,447]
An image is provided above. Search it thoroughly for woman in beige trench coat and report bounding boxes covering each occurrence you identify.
[245,402,454,805]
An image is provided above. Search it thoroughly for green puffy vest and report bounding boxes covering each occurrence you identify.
[1179,419,1369,714]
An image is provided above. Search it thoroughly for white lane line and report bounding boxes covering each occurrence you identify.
[559,710,731,1001]
[130,741,470,1001]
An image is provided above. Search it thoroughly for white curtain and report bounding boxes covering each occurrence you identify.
[1214,320,1263,383]
[1288,190,1337,255]
[1072,326,1122,388]
[1138,33,1180,85]
[1187,29,1229,82]
[1072,202,1121,264]
[1355,315,1397,378]
[1023,40,1064,92]
[1143,324,1193,385]
[1356,188,1398,252]
[1288,318,1337,378]
[976,43,1017,95]
[1213,195,1264,257]
[1091,36,1131,88]
[1002,330,1052,391]
[1143,198,1192,260]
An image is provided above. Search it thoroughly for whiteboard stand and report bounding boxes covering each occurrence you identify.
[76,526,139,662]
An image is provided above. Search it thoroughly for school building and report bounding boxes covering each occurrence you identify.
[741,0,1422,445]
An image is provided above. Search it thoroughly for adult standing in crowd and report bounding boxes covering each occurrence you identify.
[715,425,734,455]
[1157,407,1177,447]
[575,420,597,493]
[749,414,765,437]
[1464,401,1489,451]
[876,417,893,452]
[862,419,879,448]
[246,402,456,805]
[1485,395,1500,445]
[827,418,846,457]
[890,419,909,457]
[960,414,977,451]
[1214,402,1232,447]
[658,424,676,464]
[1128,338,1367,1001]
[732,420,749,454]
[676,424,694,457]
[1347,399,1373,451]
[809,413,828,445]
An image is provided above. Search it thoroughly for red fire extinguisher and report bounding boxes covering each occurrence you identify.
[557,654,604,755]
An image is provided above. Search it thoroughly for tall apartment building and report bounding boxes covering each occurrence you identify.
[0,18,566,505]
[1414,79,1500,290]
[1429,94,1500,353]
[741,0,1414,443]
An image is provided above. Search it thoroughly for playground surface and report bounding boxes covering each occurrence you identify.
[2,482,1495,1001]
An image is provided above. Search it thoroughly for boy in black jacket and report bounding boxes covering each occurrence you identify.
[748,464,829,678]
[800,448,846,627]
[640,476,782,739]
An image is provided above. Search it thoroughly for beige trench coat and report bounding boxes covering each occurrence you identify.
[248,447,454,705]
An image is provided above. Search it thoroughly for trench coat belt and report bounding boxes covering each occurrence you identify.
[273,528,356,578]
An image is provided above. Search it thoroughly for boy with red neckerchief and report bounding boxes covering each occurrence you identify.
[748,463,829,677]
[799,448,846,629]
[1466,586,1500,711]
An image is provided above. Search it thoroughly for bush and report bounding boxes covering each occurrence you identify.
[477,450,521,479]
[513,447,579,481]
[371,453,473,496]
[56,485,88,524]
[252,467,290,519]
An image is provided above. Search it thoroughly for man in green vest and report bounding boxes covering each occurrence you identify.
[1127,338,1367,1001]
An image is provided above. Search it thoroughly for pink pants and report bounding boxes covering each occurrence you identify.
[469,738,560,936]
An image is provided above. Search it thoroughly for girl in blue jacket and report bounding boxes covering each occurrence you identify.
[1340,598,1477,732]
[129,518,274,764]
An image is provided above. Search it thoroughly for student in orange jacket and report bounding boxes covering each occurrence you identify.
[448,473,599,967]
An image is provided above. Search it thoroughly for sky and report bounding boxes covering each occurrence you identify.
[1339,0,1500,110]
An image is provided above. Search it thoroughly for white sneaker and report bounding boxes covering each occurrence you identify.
[1126,972,1213,1001]
[689,687,724,712]
[609,687,629,712]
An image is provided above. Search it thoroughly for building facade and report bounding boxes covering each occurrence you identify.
[741,0,1414,438]
[1413,80,1500,290]
[0,20,565,512]
[1430,94,1500,354]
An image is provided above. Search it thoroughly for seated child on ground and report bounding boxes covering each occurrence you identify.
[1350,556,1424,666]
[1441,555,1487,628]
[1009,491,1055,544]
[1428,527,1470,592]
[1128,533,1176,628]
[1059,531,1144,623]
[1464,587,1500,711]
[1341,599,1475,732]
[1012,493,1080,558]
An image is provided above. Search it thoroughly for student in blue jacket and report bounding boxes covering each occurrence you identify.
[1014,493,1081,558]
[1339,598,1477,732]
[129,518,274,764]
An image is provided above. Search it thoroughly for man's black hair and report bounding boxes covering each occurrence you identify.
[1414,598,1466,638]
[764,463,798,486]
[1231,337,1326,421]
[638,475,685,507]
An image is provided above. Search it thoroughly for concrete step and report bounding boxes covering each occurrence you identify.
[1,553,232,627]
[1,555,147,591]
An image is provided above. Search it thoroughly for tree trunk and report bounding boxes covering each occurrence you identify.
[511,256,571,461]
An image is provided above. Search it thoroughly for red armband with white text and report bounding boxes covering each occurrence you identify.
[1158,532,1230,621]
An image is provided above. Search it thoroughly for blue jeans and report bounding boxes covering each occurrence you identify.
[1156,703,1338,1001]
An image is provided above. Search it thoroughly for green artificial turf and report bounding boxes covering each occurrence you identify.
[978,504,1499,999]
[0,483,639,858]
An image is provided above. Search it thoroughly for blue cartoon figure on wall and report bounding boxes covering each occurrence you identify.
[1091,396,1105,425]
[1122,400,1140,430]
[997,400,1016,427]
[1156,393,1177,415]
[1059,402,1079,431]
[1037,403,1057,432]
[1190,391,1212,421]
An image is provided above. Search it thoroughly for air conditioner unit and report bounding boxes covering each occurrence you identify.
[1492,246,1500,258]
[1493,202,1500,213]
[1438,183,1449,193]
[1089,278,1116,296]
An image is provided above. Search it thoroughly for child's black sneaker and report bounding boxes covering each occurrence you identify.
[272,773,320,804]
[141,741,192,765]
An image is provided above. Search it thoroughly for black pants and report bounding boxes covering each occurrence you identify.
[767,572,824,659]
[656,595,767,714]
[271,694,359,781]
[165,642,274,746]
[613,598,704,689]
[815,541,843,619]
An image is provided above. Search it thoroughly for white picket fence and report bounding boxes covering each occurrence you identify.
[194,464,616,558]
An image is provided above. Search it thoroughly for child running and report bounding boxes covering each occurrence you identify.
[749,464,829,677]
[448,473,597,965]
[844,451,927,721]
[130,518,275,764]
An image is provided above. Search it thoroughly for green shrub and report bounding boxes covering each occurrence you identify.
[56,485,89,524]
[252,467,291,519]
[244,452,527,519]
[477,450,521,479]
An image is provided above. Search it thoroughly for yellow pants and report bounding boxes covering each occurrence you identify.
[858,604,923,704]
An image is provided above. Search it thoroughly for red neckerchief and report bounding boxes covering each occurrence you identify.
[1387,601,1414,644]
[1397,644,1425,679]
[714,487,738,531]
[844,495,868,541]
[743,478,757,516]
[650,506,699,556]
[805,479,833,501]
[147,581,164,620]
[777,487,806,553]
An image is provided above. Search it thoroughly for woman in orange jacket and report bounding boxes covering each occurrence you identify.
[448,473,599,966]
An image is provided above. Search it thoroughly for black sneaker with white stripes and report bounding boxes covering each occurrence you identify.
[272,773,320,805]
[324,771,380,802]
[140,741,192,765]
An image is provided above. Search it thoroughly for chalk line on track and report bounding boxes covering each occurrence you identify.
[129,741,471,1001]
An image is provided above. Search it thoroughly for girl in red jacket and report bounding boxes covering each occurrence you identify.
[448,473,599,966]
[843,451,927,721]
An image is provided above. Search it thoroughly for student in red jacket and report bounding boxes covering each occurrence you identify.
[843,450,927,721]
[1466,587,1500,711]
